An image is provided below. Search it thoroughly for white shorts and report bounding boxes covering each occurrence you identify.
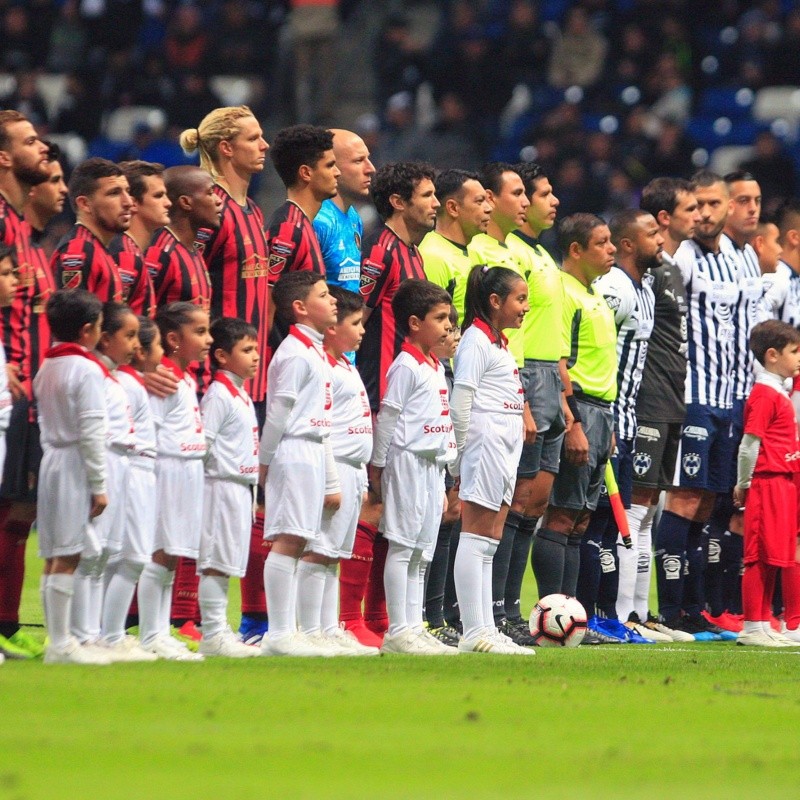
[198,478,255,577]
[459,412,522,512]
[154,456,204,558]
[119,457,156,563]
[264,437,325,542]
[312,460,366,559]
[94,449,129,554]
[380,447,444,554]
[37,444,92,559]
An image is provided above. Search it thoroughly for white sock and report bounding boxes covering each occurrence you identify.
[320,563,340,635]
[761,621,776,634]
[634,504,657,621]
[138,562,171,645]
[617,503,647,622]
[455,532,497,641]
[481,537,499,630]
[406,549,425,632]
[296,560,328,635]
[40,574,48,629]
[71,555,103,643]
[198,574,229,640]
[159,568,176,637]
[384,541,413,636]
[263,552,298,640]
[744,620,763,634]
[46,573,75,650]
[101,560,143,644]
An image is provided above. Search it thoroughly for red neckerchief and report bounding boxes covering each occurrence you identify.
[161,356,184,380]
[118,364,145,387]
[45,343,111,378]
[213,370,251,404]
[289,325,325,361]
[472,318,508,348]
[401,340,440,369]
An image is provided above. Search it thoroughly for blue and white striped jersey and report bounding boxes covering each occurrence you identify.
[674,238,741,409]
[762,260,800,327]
[595,265,655,441]
[721,234,762,400]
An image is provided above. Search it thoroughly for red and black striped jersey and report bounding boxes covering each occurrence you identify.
[265,200,326,285]
[2,226,56,397]
[198,185,269,401]
[0,194,25,251]
[109,233,155,318]
[145,227,212,311]
[356,224,426,410]
[51,223,123,302]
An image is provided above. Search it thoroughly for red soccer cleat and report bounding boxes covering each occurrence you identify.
[177,620,203,642]
[343,620,384,648]
[702,610,743,633]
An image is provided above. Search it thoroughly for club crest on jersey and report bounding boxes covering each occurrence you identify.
[633,452,652,476]
[268,253,286,277]
[359,274,376,298]
[61,269,82,289]
[682,452,701,477]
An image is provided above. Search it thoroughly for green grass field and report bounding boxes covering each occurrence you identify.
[3,539,800,800]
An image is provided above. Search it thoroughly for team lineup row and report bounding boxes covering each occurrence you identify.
[0,102,798,663]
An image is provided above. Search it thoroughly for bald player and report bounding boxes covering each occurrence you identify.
[313,128,375,295]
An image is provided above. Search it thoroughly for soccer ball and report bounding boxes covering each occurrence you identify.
[529,594,587,647]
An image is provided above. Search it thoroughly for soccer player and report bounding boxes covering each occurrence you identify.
[259,272,340,657]
[656,171,740,640]
[467,163,529,362]
[36,289,110,665]
[147,166,220,311]
[762,199,800,327]
[265,124,338,331]
[702,171,764,633]
[420,169,492,320]
[179,106,270,642]
[51,158,133,302]
[532,215,617,604]
[353,161,437,642]
[625,177,698,641]
[734,320,800,647]
[111,161,169,317]
[752,218,783,279]
[313,128,375,294]
[499,162,569,642]
[0,143,61,659]
[450,265,533,655]
[579,209,659,644]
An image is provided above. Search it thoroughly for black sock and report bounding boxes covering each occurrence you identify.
[532,528,567,599]
[563,533,583,597]
[443,518,462,627]
[492,510,522,623]
[504,515,538,620]
[682,521,707,617]
[722,531,744,615]
[654,510,691,622]
[0,621,19,638]
[424,520,453,628]
[705,495,732,616]
[597,523,620,619]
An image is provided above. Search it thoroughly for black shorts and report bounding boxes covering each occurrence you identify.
[631,420,682,491]
[0,397,42,502]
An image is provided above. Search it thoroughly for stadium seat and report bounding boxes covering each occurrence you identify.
[709,145,753,175]
[46,132,88,168]
[209,76,256,108]
[687,116,767,149]
[103,106,167,143]
[36,73,67,123]
[698,87,753,120]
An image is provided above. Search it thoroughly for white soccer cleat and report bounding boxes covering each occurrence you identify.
[326,625,381,656]
[260,632,335,657]
[644,617,695,643]
[143,634,205,661]
[44,637,112,665]
[737,629,793,647]
[413,628,459,655]
[199,629,260,658]
[99,635,159,662]
[763,628,798,647]
[626,620,672,644]
[780,625,800,643]
[380,629,442,655]
[488,628,536,655]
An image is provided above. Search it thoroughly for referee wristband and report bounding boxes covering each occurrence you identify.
[566,394,582,424]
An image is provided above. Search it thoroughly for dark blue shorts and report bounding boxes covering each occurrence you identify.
[676,403,734,493]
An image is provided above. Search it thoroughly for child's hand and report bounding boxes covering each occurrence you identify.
[368,464,383,502]
[733,486,747,509]
[523,402,537,445]
[90,493,108,518]
[324,492,342,511]
[143,364,180,398]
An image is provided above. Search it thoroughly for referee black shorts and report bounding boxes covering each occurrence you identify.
[0,397,42,503]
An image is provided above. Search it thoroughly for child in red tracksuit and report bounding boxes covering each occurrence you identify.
[734,320,800,647]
